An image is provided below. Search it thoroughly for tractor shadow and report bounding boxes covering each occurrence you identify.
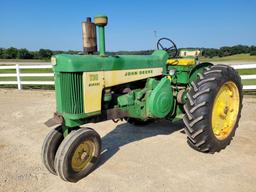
[97,119,185,168]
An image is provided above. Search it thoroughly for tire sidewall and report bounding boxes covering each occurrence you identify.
[60,129,101,182]
[41,126,63,174]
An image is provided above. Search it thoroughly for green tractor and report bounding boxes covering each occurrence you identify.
[42,16,243,182]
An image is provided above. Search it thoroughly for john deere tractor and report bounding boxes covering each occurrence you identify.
[42,16,243,182]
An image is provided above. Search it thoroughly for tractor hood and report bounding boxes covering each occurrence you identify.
[52,50,169,72]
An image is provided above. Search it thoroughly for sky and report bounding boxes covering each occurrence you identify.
[1,0,256,51]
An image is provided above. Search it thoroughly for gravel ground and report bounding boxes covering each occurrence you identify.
[0,89,255,192]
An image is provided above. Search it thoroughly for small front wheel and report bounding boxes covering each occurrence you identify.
[41,126,64,175]
[54,128,101,182]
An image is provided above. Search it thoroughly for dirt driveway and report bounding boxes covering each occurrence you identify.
[0,89,255,192]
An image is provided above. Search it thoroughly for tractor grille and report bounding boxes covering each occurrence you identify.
[59,72,84,114]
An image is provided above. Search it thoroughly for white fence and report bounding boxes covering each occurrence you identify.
[0,64,53,90]
[0,63,256,90]
[231,64,256,90]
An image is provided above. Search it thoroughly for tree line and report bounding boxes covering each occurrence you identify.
[0,45,255,60]
[201,45,256,58]
[0,48,79,60]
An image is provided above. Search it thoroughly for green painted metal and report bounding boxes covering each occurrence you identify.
[62,125,69,137]
[189,62,213,82]
[54,72,87,127]
[117,77,174,120]
[63,111,100,120]
[147,77,174,118]
[94,15,108,55]
[167,63,212,86]
[98,26,106,56]
[118,79,156,120]
[181,91,187,104]
[59,72,84,114]
[54,72,63,113]
[53,50,169,72]
[173,104,185,121]
[126,105,147,119]
[168,65,193,84]
[64,118,82,127]
[145,78,158,90]
[63,111,100,127]
[118,91,136,107]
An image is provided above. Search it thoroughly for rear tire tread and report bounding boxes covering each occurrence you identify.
[183,64,243,153]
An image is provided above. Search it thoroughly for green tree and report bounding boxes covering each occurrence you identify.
[30,51,40,59]
[250,50,256,56]
[3,47,18,59]
[0,48,4,59]
[38,49,53,59]
[219,46,232,57]
[230,45,250,55]
[17,48,33,59]
[202,48,220,58]
[250,46,256,52]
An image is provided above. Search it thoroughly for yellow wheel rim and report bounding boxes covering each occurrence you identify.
[212,81,240,140]
[71,139,95,172]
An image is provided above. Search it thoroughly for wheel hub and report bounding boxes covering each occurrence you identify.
[212,81,240,140]
[223,106,229,115]
[71,140,95,172]
[81,151,88,160]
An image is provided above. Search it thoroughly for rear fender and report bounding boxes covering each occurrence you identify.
[189,62,213,82]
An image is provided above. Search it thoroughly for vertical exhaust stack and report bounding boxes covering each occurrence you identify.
[94,15,108,56]
[82,17,97,54]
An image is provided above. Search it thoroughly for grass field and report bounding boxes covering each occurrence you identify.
[236,69,256,86]
[200,54,256,62]
[0,59,49,62]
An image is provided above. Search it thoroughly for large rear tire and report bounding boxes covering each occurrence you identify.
[183,64,243,153]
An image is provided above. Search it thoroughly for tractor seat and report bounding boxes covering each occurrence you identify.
[167,49,200,66]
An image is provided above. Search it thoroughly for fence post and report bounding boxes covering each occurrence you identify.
[16,64,22,90]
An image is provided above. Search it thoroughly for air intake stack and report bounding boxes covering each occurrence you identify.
[94,15,108,56]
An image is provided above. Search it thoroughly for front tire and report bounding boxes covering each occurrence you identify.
[41,126,64,175]
[183,64,243,153]
[54,128,101,182]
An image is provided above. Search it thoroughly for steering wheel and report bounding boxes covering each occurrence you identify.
[157,38,178,58]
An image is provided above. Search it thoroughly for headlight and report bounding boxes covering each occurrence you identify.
[51,57,56,66]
